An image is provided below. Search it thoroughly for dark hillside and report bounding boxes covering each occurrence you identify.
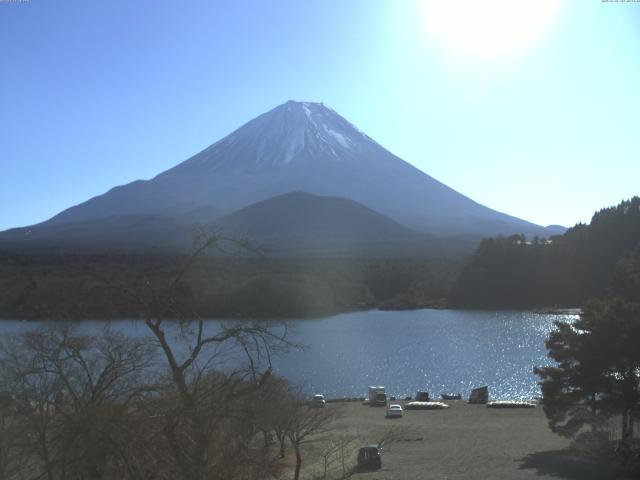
[450,197,640,308]
[0,252,460,320]
[213,191,457,256]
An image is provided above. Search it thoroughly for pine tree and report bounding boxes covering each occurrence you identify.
[535,298,640,442]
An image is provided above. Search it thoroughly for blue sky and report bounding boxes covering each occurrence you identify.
[1,0,639,231]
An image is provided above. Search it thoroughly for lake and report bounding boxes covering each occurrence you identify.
[0,309,576,400]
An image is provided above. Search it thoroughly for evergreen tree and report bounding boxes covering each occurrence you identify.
[451,197,640,309]
[535,298,640,442]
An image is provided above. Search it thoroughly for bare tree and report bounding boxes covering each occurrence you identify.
[314,433,359,480]
[0,323,156,480]
[286,400,343,480]
[0,392,25,480]
[312,425,415,480]
[117,235,295,480]
[0,235,299,480]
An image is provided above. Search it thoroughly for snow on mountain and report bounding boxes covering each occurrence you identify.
[167,101,374,173]
[22,100,555,238]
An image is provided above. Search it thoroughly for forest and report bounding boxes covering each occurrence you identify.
[2,197,639,320]
[531,201,640,472]
[450,197,640,309]
[0,251,460,320]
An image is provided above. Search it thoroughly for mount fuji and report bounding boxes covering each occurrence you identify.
[0,101,563,253]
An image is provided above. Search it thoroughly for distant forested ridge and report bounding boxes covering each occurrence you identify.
[449,197,640,309]
[5,197,638,319]
[0,253,460,320]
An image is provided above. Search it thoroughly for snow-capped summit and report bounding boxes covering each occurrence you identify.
[19,100,555,239]
[166,100,374,174]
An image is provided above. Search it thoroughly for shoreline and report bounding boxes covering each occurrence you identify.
[0,305,582,322]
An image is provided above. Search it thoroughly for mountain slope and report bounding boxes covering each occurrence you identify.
[36,101,557,238]
[216,191,420,239]
[0,215,193,252]
[0,191,480,256]
[213,191,427,255]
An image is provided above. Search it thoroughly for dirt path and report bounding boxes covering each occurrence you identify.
[301,401,627,479]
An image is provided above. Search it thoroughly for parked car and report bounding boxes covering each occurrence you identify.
[386,404,403,418]
[357,445,382,470]
[311,394,326,407]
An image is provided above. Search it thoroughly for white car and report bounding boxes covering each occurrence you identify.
[386,404,403,418]
[311,394,326,407]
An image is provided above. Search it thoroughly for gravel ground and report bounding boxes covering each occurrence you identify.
[302,400,628,480]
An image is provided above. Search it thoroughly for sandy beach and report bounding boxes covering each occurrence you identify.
[301,400,627,480]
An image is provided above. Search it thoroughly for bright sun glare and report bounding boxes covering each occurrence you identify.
[421,0,564,61]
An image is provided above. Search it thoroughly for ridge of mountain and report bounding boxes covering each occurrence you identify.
[0,191,479,256]
[1,100,565,252]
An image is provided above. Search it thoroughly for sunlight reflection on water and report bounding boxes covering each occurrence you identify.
[0,309,577,400]
[272,309,576,400]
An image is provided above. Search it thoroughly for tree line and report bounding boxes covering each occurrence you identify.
[450,197,640,309]
[535,241,640,472]
[0,253,460,320]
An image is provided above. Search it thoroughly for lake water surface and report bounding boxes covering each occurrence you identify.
[0,309,576,400]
